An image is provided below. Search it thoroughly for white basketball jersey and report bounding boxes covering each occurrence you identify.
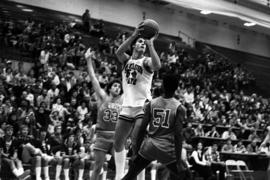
[122,57,153,107]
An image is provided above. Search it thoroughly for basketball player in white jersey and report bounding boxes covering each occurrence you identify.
[122,73,186,180]
[114,24,161,180]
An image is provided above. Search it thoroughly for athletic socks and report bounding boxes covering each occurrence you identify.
[137,169,145,180]
[55,165,62,180]
[35,167,42,180]
[78,169,84,180]
[114,149,127,180]
[64,169,70,180]
[44,166,50,180]
[122,155,151,180]
[151,164,157,180]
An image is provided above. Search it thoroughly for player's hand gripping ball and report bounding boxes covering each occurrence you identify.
[139,19,159,39]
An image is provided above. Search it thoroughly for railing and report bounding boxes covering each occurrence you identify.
[178,30,196,48]
[177,29,231,61]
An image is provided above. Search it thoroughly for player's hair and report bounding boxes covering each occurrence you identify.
[20,124,29,131]
[5,124,13,132]
[106,79,123,95]
[162,73,179,96]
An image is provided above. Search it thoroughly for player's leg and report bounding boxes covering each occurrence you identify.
[166,162,180,179]
[114,116,134,180]
[72,156,86,180]
[150,161,159,180]
[42,155,52,180]
[122,154,151,180]
[3,158,24,178]
[131,116,144,155]
[63,157,70,180]
[131,116,145,180]
[54,154,63,180]
[91,149,106,180]
[34,155,42,180]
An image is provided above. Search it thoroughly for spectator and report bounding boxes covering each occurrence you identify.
[221,138,234,152]
[39,48,50,65]
[194,123,205,137]
[76,101,88,121]
[205,125,220,138]
[47,84,60,103]
[233,140,246,153]
[237,126,250,140]
[31,129,54,180]
[248,130,261,142]
[0,148,31,180]
[35,102,50,130]
[183,86,194,104]
[190,142,213,180]
[182,122,195,144]
[246,140,259,153]
[204,144,226,180]
[221,127,237,140]
[36,89,50,108]
[82,9,91,32]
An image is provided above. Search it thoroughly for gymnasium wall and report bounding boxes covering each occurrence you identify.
[9,0,270,58]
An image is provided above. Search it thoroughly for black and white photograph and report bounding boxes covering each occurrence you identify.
[0,0,270,180]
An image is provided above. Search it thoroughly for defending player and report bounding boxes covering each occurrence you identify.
[121,73,185,180]
[114,23,161,180]
[85,48,123,180]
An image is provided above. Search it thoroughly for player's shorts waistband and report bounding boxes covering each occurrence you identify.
[119,114,135,123]
[120,106,144,119]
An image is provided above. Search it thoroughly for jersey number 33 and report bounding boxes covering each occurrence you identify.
[103,109,118,122]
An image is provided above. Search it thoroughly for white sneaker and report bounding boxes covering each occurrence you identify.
[18,170,31,180]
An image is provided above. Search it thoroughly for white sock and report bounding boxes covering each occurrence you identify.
[114,149,126,180]
[102,171,107,180]
[35,167,42,180]
[151,167,157,180]
[55,165,62,180]
[12,168,24,177]
[137,169,145,180]
[78,169,84,180]
[64,169,70,180]
[44,166,50,180]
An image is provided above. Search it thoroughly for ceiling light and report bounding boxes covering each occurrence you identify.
[22,9,33,12]
[244,22,256,27]
[200,10,212,15]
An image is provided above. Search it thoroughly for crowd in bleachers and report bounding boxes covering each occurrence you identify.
[1,13,270,180]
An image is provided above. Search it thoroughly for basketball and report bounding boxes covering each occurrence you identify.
[139,19,159,39]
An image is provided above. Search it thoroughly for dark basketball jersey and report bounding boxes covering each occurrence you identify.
[96,96,122,132]
[148,96,181,153]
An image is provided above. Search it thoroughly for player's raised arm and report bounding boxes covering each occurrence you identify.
[115,25,142,64]
[85,48,107,101]
[145,34,161,71]
[175,105,186,172]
